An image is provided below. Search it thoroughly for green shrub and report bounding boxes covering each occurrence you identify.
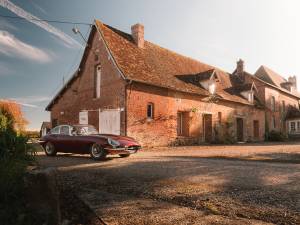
[267,130,287,142]
[0,107,35,225]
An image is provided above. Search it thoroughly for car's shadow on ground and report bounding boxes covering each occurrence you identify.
[36,153,121,168]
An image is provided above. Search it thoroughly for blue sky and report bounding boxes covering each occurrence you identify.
[1,0,300,130]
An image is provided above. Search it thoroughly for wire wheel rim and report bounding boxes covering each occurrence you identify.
[91,144,103,157]
[45,143,53,154]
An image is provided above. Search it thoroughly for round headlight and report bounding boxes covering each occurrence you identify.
[107,138,120,147]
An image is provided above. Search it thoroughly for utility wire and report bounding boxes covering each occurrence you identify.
[0,14,92,26]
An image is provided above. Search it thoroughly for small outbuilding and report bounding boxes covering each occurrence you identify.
[40,122,51,137]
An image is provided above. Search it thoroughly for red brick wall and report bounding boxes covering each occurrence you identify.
[126,82,265,146]
[245,74,299,133]
[50,27,126,133]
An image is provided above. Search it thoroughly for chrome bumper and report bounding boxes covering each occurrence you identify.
[105,146,141,154]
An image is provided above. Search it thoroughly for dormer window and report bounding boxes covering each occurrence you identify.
[208,81,216,95]
[248,91,254,103]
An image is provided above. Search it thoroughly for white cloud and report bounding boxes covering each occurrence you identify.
[0,30,53,63]
[0,0,82,48]
[1,96,51,108]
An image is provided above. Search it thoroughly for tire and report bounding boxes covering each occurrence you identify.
[44,142,57,156]
[119,154,130,158]
[90,143,107,160]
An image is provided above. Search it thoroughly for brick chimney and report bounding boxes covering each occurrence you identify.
[131,23,144,48]
[288,75,297,91]
[236,59,245,81]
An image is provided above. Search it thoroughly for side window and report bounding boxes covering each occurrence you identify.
[50,126,60,134]
[291,122,296,132]
[60,126,70,135]
[94,65,101,98]
[281,100,286,114]
[147,103,154,119]
[271,96,275,111]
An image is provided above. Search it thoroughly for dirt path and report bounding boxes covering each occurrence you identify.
[38,142,300,224]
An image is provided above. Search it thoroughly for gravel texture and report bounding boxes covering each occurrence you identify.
[38,142,300,225]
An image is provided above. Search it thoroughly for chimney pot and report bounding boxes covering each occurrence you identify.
[131,23,144,48]
[236,59,245,81]
[288,75,297,91]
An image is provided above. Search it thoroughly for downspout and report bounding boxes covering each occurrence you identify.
[124,80,133,136]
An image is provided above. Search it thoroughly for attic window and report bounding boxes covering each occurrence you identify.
[208,82,216,95]
[248,92,254,103]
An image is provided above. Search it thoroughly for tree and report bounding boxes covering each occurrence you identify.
[0,100,28,131]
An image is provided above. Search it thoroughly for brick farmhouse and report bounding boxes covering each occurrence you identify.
[45,20,300,146]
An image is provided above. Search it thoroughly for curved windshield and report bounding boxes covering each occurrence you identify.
[74,125,98,135]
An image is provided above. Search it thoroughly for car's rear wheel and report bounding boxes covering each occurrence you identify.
[119,154,130,158]
[90,143,107,160]
[45,142,57,156]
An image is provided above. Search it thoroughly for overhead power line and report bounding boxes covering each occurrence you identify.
[0,14,92,26]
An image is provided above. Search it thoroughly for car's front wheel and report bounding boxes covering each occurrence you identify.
[90,143,107,160]
[119,154,130,158]
[44,142,57,156]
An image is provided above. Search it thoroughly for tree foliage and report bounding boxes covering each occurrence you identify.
[0,100,28,131]
[0,105,35,225]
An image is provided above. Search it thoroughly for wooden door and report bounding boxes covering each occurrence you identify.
[99,109,121,135]
[236,118,244,142]
[203,114,212,143]
[253,120,259,139]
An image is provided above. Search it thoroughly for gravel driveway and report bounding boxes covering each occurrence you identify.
[37,142,300,225]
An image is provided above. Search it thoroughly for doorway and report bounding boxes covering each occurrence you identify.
[253,120,259,139]
[203,114,212,143]
[99,109,121,135]
[236,118,244,142]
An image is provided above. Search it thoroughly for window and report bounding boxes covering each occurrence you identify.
[208,82,216,95]
[177,112,189,136]
[272,116,276,129]
[177,112,183,135]
[297,122,300,131]
[282,100,286,113]
[94,65,101,98]
[271,96,276,111]
[218,112,222,124]
[60,126,70,135]
[147,103,154,119]
[50,126,60,134]
[291,122,296,132]
[248,92,254,103]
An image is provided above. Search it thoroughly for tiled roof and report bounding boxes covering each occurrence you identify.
[254,66,300,98]
[46,21,263,111]
[96,20,256,105]
[255,66,286,87]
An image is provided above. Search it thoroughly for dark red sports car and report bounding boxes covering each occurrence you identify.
[39,124,141,160]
